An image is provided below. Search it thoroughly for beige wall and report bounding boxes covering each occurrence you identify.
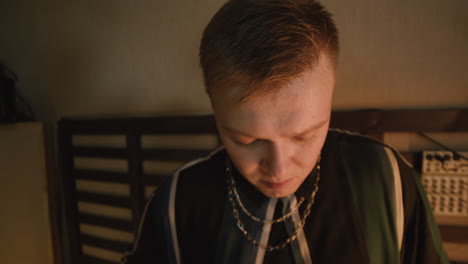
[0,0,467,123]
[325,0,468,109]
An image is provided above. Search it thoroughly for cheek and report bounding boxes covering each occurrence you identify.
[293,130,328,165]
[224,143,261,174]
[292,145,317,171]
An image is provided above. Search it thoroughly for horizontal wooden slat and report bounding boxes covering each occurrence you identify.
[143,148,211,162]
[453,262,468,264]
[440,225,468,244]
[81,255,119,264]
[330,109,468,132]
[73,147,128,159]
[59,115,218,134]
[73,169,129,183]
[76,191,131,208]
[79,213,133,232]
[81,234,130,252]
[142,173,167,185]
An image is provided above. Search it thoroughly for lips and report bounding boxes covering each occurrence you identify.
[261,178,292,190]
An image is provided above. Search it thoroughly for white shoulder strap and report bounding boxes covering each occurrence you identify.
[384,147,405,252]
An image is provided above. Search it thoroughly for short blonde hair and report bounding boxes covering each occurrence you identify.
[199,0,339,101]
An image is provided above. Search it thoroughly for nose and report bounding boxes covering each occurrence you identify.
[260,143,287,178]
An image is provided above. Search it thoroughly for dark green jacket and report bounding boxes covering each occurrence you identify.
[122,129,449,264]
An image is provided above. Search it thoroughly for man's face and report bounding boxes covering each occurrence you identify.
[211,55,335,198]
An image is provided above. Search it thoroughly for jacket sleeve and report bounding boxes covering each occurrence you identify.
[397,153,450,264]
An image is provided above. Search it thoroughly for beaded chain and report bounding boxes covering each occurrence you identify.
[225,156,321,251]
[228,175,306,224]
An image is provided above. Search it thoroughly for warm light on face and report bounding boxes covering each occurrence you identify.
[212,55,335,198]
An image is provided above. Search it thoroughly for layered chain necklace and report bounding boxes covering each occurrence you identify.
[225,156,321,251]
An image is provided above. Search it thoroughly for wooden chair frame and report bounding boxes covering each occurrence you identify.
[57,109,468,264]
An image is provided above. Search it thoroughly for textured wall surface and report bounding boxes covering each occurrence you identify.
[0,0,467,123]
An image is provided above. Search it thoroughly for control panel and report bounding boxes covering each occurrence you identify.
[421,151,468,216]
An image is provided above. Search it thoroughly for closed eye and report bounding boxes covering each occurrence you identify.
[292,136,307,143]
[232,137,256,145]
[235,140,253,145]
[292,134,316,143]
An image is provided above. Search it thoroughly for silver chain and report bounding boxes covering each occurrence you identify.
[225,156,321,251]
[227,166,306,224]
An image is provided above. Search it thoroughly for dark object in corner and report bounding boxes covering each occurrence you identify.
[0,62,34,123]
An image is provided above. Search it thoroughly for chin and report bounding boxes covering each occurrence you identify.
[255,178,301,198]
[260,188,296,198]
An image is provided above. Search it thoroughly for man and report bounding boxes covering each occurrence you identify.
[123,0,449,263]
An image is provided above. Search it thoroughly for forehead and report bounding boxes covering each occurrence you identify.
[212,55,335,137]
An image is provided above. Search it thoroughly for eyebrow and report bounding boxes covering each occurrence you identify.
[221,125,254,138]
[222,118,329,139]
[290,119,329,137]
